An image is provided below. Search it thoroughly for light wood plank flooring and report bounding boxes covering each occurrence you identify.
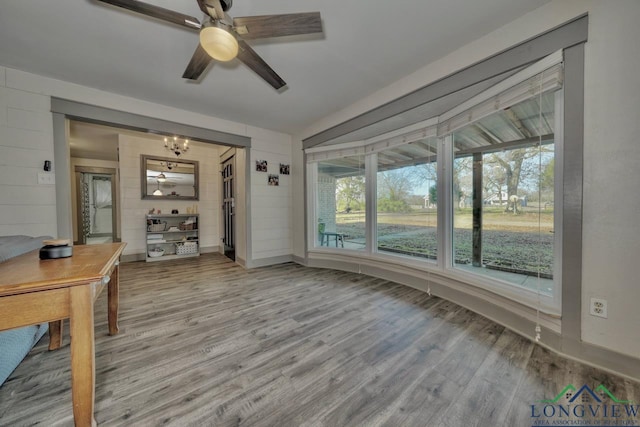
[1,254,638,426]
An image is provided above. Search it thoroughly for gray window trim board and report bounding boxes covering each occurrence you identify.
[560,43,584,343]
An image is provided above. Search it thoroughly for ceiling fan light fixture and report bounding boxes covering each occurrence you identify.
[153,181,163,196]
[200,25,238,62]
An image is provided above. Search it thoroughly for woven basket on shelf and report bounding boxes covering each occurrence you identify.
[175,241,198,255]
[179,222,196,231]
[147,222,166,232]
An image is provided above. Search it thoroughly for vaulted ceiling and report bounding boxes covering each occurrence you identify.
[0,0,550,135]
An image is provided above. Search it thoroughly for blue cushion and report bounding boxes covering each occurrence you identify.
[0,235,53,387]
[0,324,48,386]
[0,235,52,262]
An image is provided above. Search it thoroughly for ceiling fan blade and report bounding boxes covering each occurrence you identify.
[195,0,210,16]
[195,0,218,20]
[211,0,226,20]
[233,12,322,40]
[236,40,286,89]
[97,0,201,30]
[182,44,212,80]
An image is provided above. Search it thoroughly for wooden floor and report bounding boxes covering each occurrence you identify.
[1,254,638,426]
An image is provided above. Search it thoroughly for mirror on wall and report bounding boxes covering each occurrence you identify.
[141,155,199,200]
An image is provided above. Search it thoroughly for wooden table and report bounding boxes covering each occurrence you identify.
[0,242,126,427]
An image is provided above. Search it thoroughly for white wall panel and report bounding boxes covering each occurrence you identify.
[6,69,248,138]
[0,185,57,205]
[580,0,640,359]
[0,87,49,112]
[7,108,51,132]
[0,126,53,151]
[0,83,56,238]
[0,146,53,168]
[249,134,293,261]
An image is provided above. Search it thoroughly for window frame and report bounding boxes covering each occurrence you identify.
[440,68,564,314]
[372,141,440,265]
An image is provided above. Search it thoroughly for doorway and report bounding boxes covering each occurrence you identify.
[221,155,235,261]
[75,166,118,245]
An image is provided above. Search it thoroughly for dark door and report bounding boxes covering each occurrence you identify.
[221,156,235,261]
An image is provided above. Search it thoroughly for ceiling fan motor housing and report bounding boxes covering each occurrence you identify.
[96,0,322,89]
[220,0,232,12]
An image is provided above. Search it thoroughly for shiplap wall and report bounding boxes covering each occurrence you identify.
[118,134,221,257]
[249,128,293,260]
[0,68,57,237]
[1,66,294,267]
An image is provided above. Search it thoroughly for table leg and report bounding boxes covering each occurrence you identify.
[48,320,63,350]
[108,263,120,336]
[69,285,96,427]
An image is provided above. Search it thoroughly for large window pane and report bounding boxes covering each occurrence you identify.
[315,155,366,250]
[376,137,438,260]
[452,90,557,294]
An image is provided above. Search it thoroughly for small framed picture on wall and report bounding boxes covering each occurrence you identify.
[279,163,290,175]
[256,160,268,172]
[268,174,279,186]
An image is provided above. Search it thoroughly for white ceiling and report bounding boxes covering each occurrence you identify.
[0,0,549,135]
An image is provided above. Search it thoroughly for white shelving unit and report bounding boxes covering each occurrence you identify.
[146,214,199,262]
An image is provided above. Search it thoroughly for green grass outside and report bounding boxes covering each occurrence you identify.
[333,208,554,276]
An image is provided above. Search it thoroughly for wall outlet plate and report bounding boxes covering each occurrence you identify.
[589,297,608,319]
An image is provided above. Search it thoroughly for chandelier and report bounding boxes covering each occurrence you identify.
[164,136,189,157]
[160,161,178,170]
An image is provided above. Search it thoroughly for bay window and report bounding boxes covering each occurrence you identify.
[306,53,565,311]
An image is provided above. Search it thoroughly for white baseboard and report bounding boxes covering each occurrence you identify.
[246,254,293,268]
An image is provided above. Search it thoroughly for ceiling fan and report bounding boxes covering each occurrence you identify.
[96,0,323,89]
[147,172,185,182]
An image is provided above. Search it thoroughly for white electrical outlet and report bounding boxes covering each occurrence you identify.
[590,298,608,319]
